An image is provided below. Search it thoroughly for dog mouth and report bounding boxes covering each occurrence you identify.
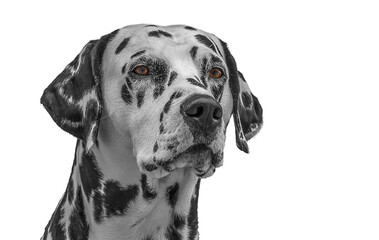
[156,143,223,178]
[173,143,211,161]
[141,124,226,179]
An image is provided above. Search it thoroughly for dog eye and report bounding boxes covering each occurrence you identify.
[209,67,223,79]
[133,65,149,75]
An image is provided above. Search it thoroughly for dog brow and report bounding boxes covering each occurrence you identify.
[210,55,223,64]
[131,50,146,59]
[195,34,217,54]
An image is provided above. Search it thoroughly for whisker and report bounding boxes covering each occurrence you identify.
[98,113,112,121]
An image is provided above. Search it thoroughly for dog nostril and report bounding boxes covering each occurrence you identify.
[186,106,204,118]
[180,94,223,132]
[213,107,223,120]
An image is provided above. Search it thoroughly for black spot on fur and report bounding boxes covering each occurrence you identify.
[47,191,67,240]
[153,85,165,99]
[148,30,173,38]
[79,150,103,200]
[125,77,133,90]
[145,24,158,27]
[163,91,183,114]
[163,99,173,114]
[148,31,161,38]
[185,26,197,31]
[122,64,126,74]
[68,186,89,240]
[165,225,182,240]
[174,214,186,230]
[153,142,159,152]
[131,50,146,59]
[187,78,206,89]
[252,93,263,121]
[104,181,139,217]
[137,90,145,108]
[200,57,208,79]
[189,46,199,60]
[195,34,217,53]
[93,190,103,223]
[195,75,207,89]
[121,84,133,104]
[140,174,157,200]
[150,59,170,98]
[211,84,225,101]
[166,183,179,208]
[115,37,130,55]
[210,55,223,64]
[144,163,158,172]
[188,179,201,240]
[201,76,208,89]
[159,123,165,134]
[167,71,178,86]
[159,30,173,38]
[67,177,74,204]
[241,91,252,108]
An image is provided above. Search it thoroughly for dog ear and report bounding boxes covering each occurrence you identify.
[220,41,263,153]
[40,40,101,151]
[41,30,119,151]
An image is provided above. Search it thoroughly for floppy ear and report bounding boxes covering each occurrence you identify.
[236,71,263,142]
[220,41,263,153]
[41,30,119,151]
[40,40,101,151]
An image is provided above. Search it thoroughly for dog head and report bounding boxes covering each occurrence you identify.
[41,24,263,178]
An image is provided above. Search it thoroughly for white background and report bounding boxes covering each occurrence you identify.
[1,0,378,239]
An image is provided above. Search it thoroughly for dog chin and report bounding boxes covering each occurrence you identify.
[140,141,224,179]
[162,144,223,178]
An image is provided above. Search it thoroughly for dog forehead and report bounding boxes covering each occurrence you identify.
[105,24,223,61]
[100,24,227,84]
[117,24,216,42]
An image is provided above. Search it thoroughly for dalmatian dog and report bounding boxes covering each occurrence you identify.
[40,24,263,240]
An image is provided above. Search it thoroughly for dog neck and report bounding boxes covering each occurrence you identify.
[43,115,201,240]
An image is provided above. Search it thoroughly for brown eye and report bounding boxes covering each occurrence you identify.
[133,65,149,75]
[209,67,223,79]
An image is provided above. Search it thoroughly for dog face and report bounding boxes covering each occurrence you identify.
[41,24,263,179]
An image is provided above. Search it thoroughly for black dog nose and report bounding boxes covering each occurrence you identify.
[180,94,223,133]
